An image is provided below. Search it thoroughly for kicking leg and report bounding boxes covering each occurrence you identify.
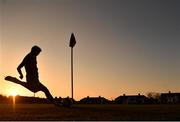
[4,76,39,93]
[5,76,53,101]
[5,76,27,88]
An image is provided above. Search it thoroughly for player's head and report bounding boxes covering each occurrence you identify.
[31,45,42,56]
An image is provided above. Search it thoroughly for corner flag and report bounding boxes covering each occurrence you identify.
[69,33,76,48]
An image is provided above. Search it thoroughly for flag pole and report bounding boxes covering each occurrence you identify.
[71,47,73,101]
[69,33,76,103]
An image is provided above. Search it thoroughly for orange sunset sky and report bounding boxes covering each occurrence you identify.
[0,0,179,100]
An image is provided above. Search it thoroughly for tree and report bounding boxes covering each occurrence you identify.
[147,92,160,99]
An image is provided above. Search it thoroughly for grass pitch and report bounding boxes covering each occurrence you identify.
[0,104,180,120]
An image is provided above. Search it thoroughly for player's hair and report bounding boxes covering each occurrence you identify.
[31,45,42,53]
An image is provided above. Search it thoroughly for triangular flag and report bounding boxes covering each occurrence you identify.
[69,33,76,48]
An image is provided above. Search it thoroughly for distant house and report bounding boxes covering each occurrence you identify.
[79,96,109,104]
[161,91,180,104]
[115,94,147,104]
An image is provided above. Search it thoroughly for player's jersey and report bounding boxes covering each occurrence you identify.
[21,53,39,82]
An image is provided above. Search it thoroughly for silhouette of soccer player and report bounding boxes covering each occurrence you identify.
[5,46,54,103]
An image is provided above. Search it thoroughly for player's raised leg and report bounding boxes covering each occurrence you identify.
[5,76,27,87]
[4,76,39,93]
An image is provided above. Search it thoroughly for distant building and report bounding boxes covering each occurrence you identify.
[79,96,109,104]
[160,91,180,104]
[115,94,147,104]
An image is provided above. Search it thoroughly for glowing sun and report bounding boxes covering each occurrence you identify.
[9,89,18,97]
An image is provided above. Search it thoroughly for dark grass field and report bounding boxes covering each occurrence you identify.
[0,103,180,120]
